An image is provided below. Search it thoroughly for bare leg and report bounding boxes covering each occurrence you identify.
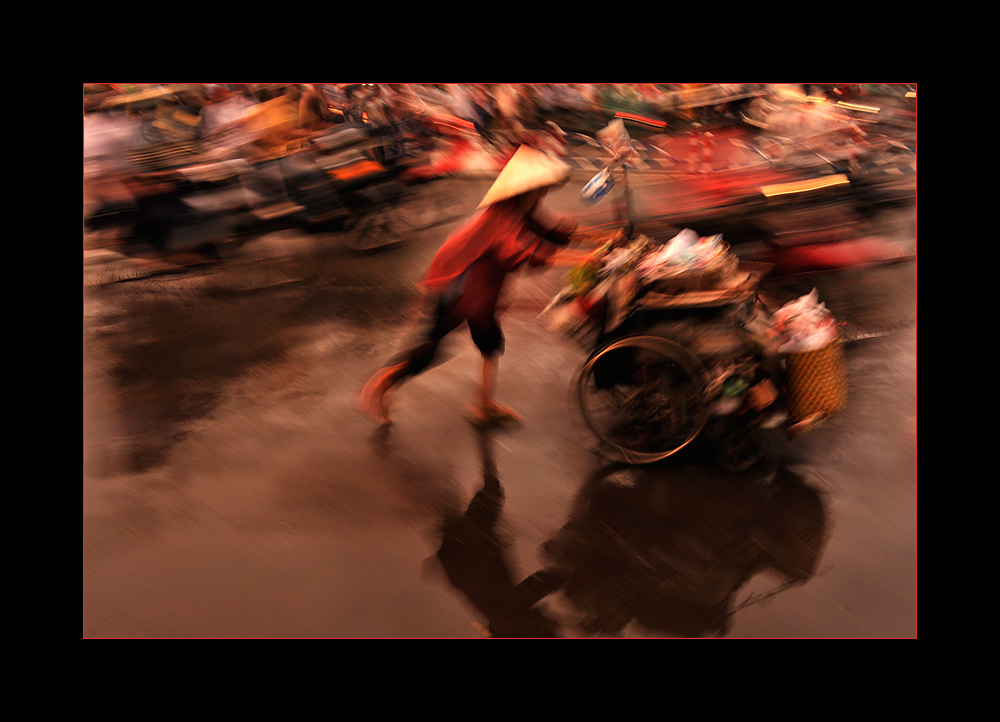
[466,355,521,425]
[481,354,498,414]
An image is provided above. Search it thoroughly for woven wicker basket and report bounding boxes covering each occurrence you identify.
[783,336,848,423]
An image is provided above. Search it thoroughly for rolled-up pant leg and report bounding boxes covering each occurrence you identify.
[468,316,504,357]
[387,295,463,378]
[386,292,504,378]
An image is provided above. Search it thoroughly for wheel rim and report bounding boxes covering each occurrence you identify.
[576,336,709,464]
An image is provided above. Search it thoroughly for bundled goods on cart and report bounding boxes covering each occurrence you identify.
[542,227,848,422]
[540,227,761,347]
[768,289,848,424]
[539,232,650,348]
[596,119,638,167]
[635,229,742,298]
[580,120,638,206]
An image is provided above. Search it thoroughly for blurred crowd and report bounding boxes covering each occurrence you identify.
[82,84,915,258]
[83,83,689,165]
[84,84,641,254]
[83,83,915,165]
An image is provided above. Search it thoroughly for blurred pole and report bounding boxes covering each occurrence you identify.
[621,165,637,238]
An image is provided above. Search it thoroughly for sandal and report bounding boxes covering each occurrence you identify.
[487,405,522,425]
[464,404,522,428]
[463,408,494,428]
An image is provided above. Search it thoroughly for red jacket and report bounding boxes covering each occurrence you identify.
[421,199,577,324]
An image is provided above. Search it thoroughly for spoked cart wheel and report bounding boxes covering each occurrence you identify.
[575,335,711,465]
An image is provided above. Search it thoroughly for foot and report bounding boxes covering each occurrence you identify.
[463,406,492,428]
[464,402,523,428]
[486,402,522,424]
[356,392,392,426]
[357,372,395,426]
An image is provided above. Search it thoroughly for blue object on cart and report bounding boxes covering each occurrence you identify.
[581,168,614,205]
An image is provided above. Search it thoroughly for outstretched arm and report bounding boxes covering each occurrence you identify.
[524,209,626,268]
[543,227,627,268]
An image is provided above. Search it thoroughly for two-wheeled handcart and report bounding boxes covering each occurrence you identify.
[546,122,849,469]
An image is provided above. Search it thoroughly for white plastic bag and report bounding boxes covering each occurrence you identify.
[596,119,637,166]
[638,229,725,279]
[772,289,839,353]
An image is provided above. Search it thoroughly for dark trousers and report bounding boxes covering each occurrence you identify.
[391,294,504,379]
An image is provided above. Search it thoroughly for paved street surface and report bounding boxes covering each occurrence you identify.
[83,156,917,638]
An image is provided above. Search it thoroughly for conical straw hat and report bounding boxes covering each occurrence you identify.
[477,145,572,209]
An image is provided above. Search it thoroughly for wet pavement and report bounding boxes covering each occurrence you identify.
[82,161,917,638]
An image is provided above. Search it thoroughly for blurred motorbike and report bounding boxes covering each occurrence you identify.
[85,114,474,256]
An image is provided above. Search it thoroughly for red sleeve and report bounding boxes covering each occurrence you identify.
[525,211,578,247]
[527,241,559,266]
